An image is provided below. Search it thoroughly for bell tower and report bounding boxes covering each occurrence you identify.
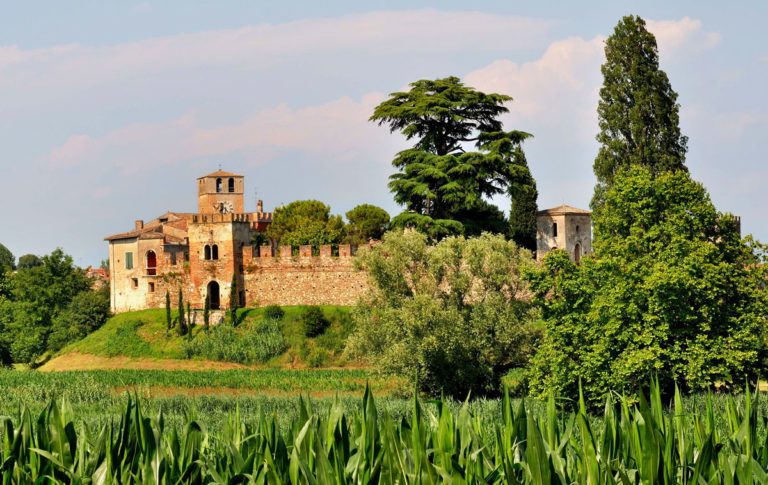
[197,170,245,214]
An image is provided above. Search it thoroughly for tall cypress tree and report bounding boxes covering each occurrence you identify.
[592,15,688,209]
[229,274,239,326]
[165,290,171,331]
[177,289,186,336]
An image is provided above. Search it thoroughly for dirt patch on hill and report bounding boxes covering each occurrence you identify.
[39,352,248,372]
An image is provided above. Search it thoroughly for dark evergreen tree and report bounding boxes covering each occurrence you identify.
[371,76,536,239]
[592,15,688,209]
[229,274,239,326]
[203,294,210,331]
[165,290,172,331]
[177,289,187,336]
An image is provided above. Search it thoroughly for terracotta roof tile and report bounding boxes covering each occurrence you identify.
[537,204,591,216]
[197,169,242,179]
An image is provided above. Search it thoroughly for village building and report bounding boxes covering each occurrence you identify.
[536,204,592,263]
[105,170,591,313]
[105,170,367,313]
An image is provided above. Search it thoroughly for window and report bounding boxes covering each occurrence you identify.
[131,278,138,288]
[576,225,580,234]
[216,177,222,193]
[148,282,155,293]
[204,245,211,260]
[170,251,177,265]
[228,178,235,193]
[184,251,189,262]
[212,244,219,260]
[574,243,581,264]
[146,250,157,276]
[125,252,134,269]
[553,223,558,238]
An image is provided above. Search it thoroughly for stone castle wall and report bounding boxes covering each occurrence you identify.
[242,245,368,307]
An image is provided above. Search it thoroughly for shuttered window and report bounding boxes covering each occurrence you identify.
[125,252,134,269]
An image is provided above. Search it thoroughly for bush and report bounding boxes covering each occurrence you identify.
[183,320,286,364]
[347,231,540,399]
[301,306,329,337]
[48,288,111,351]
[263,305,285,320]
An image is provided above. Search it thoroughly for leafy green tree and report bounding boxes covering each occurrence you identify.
[266,200,345,248]
[528,167,766,406]
[344,204,390,245]
[17,254,42,270]
[229,274,239,326]
[347,230,540,398]
[0,243,14,272]
[3,249,91,363]
[301,306,330,337]
[371,76,537,239]
[48,287,111,351]
[592,15,688,209]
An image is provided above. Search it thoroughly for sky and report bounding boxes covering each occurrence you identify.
[0,1,766,267]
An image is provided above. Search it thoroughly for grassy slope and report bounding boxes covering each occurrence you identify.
[59,306,356,367]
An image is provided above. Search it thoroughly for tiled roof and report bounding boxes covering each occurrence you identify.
[197,169,242,179]
[537,204,591,216]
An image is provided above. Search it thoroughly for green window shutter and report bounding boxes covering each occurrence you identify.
[125,252,134,269]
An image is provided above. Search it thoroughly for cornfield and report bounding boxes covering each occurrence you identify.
[2,380,768,483]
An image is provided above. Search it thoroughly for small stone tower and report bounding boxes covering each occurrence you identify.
[536,204,592,263]
[197,170,245,214]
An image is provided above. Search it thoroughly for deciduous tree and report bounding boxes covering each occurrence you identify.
[344,204,390,245]
[528,167,766,406]
[592,15,688,209]
[266,200,345,248]
[347,230,540,398]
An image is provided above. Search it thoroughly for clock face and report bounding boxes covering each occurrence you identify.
[215,200,234,214]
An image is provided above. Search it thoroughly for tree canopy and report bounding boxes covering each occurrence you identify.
[344,204,390,245]
[371,76,537,243]
[346,230,540,398]
[0,243,14,273]
[266,200,345,248]
[592,15,688,208]
[17,254,42,269]
[527,167,766,405]
[0,248,92,363]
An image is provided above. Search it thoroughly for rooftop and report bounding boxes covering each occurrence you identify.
[197,169,242,179]
[537,204,591,216]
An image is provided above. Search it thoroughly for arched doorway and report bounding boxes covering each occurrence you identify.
[207,281,220,310]
[146,250,157,275]
[574,243,581,264]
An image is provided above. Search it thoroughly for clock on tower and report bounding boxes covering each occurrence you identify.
[197,170,245,214]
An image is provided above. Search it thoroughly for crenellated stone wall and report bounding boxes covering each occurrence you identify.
[242,244,368,306]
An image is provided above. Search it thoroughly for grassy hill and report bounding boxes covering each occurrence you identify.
[55,306,356,369]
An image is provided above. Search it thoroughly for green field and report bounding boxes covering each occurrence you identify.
[55,305,355,368]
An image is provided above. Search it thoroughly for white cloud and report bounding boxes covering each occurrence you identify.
[0,10,552,92]
[646,17,720,57]
[50,93,396,173]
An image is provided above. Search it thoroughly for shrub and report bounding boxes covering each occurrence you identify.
[48,289,111,351]
[301,306,329,337]
[182,320,286,364]
[264,305,285,320]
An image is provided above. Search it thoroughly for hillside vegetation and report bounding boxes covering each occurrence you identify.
[54,306,355,369]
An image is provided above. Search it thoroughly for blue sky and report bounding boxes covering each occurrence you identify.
[0,1,765,266]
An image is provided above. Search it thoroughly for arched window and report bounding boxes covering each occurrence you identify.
[216,178,223,193]
[553,222,558,238]
[204,245,211,260]
[207,281,220,310]
[212,244,219,260]
[574,243,581,264]
[146,250,157,276]
[228,178,235,193]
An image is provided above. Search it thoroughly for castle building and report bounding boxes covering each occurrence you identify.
[105,170,366,313]
[536,204,592,263]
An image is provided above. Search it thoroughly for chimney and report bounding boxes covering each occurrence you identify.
[135,220,144,230]
[257,199,264,213]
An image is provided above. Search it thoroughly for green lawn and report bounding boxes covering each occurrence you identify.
[60,305,356,367]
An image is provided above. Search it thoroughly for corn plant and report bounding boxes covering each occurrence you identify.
[2,379,768,483]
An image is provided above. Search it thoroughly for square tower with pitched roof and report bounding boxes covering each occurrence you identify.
[536,204,592,263]
[197,169,245,214]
